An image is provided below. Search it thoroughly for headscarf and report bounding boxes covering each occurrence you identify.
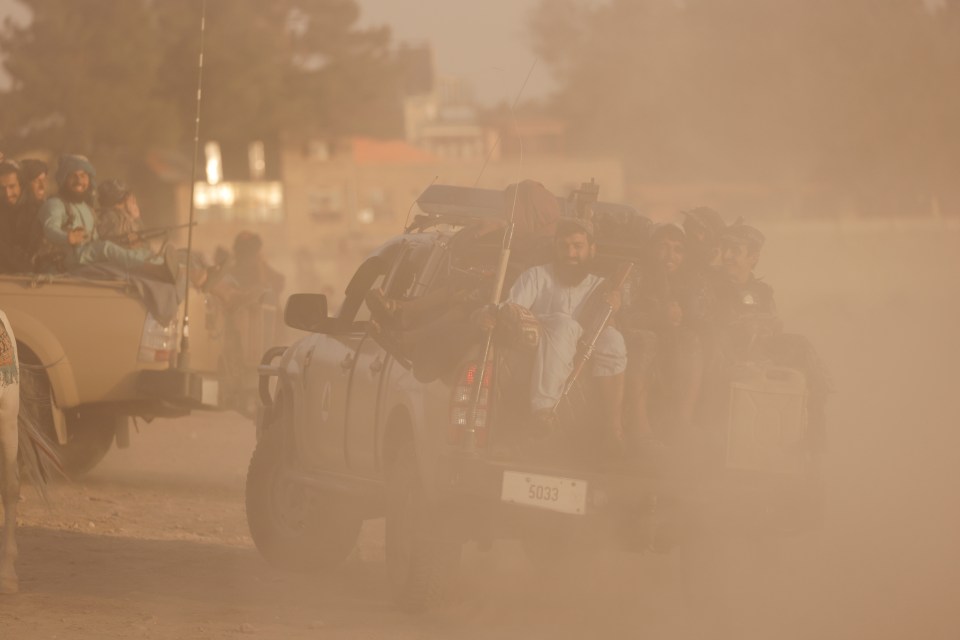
[54,154,97,189]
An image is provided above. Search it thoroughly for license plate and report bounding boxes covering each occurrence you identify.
[501,471,588,515]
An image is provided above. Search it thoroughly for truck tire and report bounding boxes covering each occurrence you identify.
[18,358,115,477]
[385,443,460,613]
[57,413,119,477]
[245,424,361,571]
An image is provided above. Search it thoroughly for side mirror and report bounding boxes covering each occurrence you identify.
[283,293,330,332]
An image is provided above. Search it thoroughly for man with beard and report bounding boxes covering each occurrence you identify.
[0,160,36,273]
[38,155,176,280]
[499,216,627,453]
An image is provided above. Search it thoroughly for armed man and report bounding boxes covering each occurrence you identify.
[478,214,628,458]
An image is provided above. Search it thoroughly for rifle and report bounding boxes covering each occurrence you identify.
[553,260,634,411]
[464,193,518,452]
[103,221,197,244]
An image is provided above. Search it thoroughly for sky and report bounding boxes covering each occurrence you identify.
[355,0,553,105]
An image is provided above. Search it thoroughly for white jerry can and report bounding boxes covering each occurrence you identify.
[725,362,809,475]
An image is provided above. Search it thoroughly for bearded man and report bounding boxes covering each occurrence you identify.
[502,217,627,452]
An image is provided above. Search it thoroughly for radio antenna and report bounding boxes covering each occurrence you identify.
[177,0,207,371]
[473,58,537,188]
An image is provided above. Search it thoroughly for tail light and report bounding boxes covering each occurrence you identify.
[138,313,177,363]
[449,360,493,448]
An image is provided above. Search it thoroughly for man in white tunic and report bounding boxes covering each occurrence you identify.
[505,217,627,446]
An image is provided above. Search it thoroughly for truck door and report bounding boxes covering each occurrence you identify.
[342,333,387,473]
[299,332,361,471]
[345,240,441,476]
[299,256,387,471]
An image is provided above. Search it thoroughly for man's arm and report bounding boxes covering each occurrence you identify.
[40,199,72,247]
[505,265,540,309]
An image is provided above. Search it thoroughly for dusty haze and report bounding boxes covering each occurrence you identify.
[3,218,957,639]
[1,0,959,638]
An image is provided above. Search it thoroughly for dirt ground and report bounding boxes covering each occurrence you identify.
[2,219,959,639]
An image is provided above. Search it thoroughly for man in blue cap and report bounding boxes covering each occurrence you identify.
[38,155,177,281]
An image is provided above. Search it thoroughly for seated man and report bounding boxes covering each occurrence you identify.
[38,155,176,281]
[96,179,147,250]
[484,216,627,455]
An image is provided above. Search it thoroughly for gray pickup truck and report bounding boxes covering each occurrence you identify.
[246,184,822,612]
[2,272,236,475]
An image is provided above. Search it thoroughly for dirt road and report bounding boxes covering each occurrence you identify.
[2,219,959,639]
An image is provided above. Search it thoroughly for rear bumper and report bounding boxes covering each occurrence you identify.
[436,452,661,517]
[434,451,821,539]
[137,369,221,409]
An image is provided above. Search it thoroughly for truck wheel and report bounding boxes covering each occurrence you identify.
[56,413,119,477]
[385,443,460,613]
[245,425,361,571]
[18,360,115,477]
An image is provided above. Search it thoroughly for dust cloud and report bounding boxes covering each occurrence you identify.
[3,218,957,640]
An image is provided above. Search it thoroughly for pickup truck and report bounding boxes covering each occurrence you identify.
[245,184,823,612]
[2,271,229,475]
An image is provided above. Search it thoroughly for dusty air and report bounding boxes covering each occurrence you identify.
[0,1,957,639]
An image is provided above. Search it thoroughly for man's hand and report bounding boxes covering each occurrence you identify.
[67,228,87,246]
[604,289,622,313]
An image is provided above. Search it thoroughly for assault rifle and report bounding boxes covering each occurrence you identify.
[103,221,197,244]
[554,260,634,411]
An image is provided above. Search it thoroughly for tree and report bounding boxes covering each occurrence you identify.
[0,0,403,176]
[528,0,960,216]
[0,0,176,173]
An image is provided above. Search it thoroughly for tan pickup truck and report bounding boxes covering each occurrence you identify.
[2,272,232,475]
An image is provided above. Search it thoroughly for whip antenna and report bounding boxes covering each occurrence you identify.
[473,58,537,188]
[464,59,535,451]
[177,0,207,371]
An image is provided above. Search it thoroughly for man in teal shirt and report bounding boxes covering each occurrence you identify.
[39,155,176,280]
